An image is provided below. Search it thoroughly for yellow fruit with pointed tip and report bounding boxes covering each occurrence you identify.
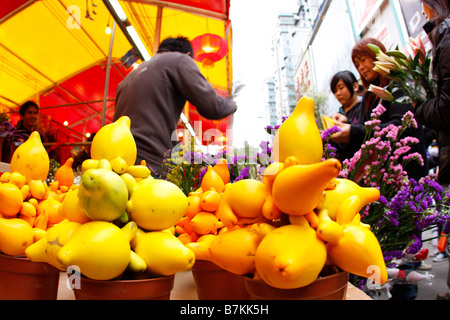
[0,217,34,256]
[190,211,221,235]
[54,158,75,187]
[199,189,221,212]
[127,179,188,231]
[0,182,24,217]
[25,220,81,270]
[326,223,388,285]
[20,201,37,218]
[126,165,151,178]
[255,216,327,289]
[316,178,380,223]
[185,194,202,218]
[0,172,10,183]
[272,158,341,216]
[120,172,138,196]
[262,161,284,191]
[91,116,137,167]
[97,159,112,170]
[78,168,128,221]
[212,159,230,184]
[110,156,128,174]
[38,197,63,225]
[28,179,48,200]
[81,159,100,172]
[20,184,30,200]
[133,230,195,276]
[216,179,280,227]
[207,227,263,275]
[201,166,224,192]
[8,171,27,188]
[10,131,49,181]
[272,96,323,164]
[57,221,131,280]
[128,250,147,273]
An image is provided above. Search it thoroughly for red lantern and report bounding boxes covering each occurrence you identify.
[191,33,228,68]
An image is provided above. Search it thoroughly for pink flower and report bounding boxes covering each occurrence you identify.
[371,104,387,118]
[402,111,418,129]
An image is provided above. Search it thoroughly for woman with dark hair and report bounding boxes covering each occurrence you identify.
[414,0,450,300]
[330,37,428,181]
[329,70,363,161]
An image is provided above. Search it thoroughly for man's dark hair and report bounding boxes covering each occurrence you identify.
[157,36,194,57]
[19,100,39,116]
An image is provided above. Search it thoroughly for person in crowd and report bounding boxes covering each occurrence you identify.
[330,37,429,182]
[413,0,450,300]
[15,100,39,136]
[329,70,364,162]
[113,36,237,176]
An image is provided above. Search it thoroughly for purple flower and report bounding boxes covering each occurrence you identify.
[321,125,342,141]
[406,235,422,254]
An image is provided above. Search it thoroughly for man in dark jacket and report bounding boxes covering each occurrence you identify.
[414,1,450,301]
[113,36,237,176]
[415,18,450,191]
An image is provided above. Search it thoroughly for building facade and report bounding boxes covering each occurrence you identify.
[266,0,429,119]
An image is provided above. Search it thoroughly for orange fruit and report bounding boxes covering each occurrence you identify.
[185,194,202,218]
[37,197,64,225]
[0,183,24,217]
[212,159,230,184]
[190,211,221,235]
[200,190,222,212]
[8,171,27,188]
[57,189,91,224]
[201,166,224,192]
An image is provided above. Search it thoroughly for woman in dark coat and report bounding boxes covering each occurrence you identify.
[414,0,450,301]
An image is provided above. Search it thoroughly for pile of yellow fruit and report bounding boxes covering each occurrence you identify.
[0,96,389,290]
[0,116,195,281]
[180,96,389,289]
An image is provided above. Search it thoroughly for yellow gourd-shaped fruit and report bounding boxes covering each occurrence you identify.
[25,220,81,270]
[57,221,131,280]
[216,179,280,227]
[54,158,75,187]
[272,158,341,216]
[190,211,221,235]
[78,168,128,222]
[207,227,263,275]
[133,230,195,276]
[127,179,188,231]
[212,159,230,185]
[0,182,24,217]
[201,166,225,193]
[0,218,34,256]
[10,131,49,181]
[272,96,323,164]
[326,223,388,285]
[38,197,64,226]
[261,161,284,192]
[255,217,327,289]
[316,178,380,223]
[199,189,221,212]
[8,171,27,188]
[91,116,137,167]
[185,194,202,218]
